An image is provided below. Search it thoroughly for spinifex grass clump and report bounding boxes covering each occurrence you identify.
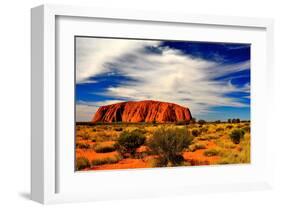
[203,148,220,157]
[116,129,146,157]
[229,129,245,144]
[91,154,122,166]
[189,143,206,152]
[81,130,91,140]
[219,135,250,164]
[216,127,224,132]
[76,157,90,170]
[94,142,116,153]
[148,127,193,167]
[226,125,233,129]
[76,142,90,149]
[200,126,209,133]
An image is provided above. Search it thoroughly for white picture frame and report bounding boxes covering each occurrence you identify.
[31,4,274,204]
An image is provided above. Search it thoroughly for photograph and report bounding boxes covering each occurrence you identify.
[75,37,251,171]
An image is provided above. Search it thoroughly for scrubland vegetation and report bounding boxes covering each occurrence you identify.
[75,120,250,171]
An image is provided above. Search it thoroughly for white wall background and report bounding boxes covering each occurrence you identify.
[0,0,280,208]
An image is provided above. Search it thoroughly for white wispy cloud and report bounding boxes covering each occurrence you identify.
[76,37,160,83]
[76,38,250,121]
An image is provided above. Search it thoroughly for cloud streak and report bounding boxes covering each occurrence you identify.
[76,37,160,83]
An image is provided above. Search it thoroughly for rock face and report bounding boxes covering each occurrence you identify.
[92,100,192,123]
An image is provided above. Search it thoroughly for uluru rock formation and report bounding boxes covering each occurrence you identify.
[92,100,192,123]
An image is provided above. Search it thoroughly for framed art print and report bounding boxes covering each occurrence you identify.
[31,4,274,204]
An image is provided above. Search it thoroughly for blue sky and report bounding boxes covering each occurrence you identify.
[76,37,250,122]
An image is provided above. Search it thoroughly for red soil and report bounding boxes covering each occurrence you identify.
[89,158,150,170]
[77,141,221,170]
[183,141,220,165]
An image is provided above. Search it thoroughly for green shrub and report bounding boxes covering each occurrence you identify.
[231,118,241,123]
[229,129,245,144]
[76,157,90,170]
[148,127,193,167]
[203,149,220,157]
[94,143,116,153]
[191,129,200,137]
[116,129,146,157]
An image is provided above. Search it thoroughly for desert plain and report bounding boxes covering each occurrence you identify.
[76,120,250,171]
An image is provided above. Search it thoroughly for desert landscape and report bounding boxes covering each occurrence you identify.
[75,100,250,171]
[75,37,251,171]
